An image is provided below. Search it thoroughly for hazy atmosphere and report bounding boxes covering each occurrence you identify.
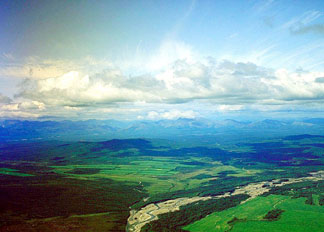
[1,0,324,120]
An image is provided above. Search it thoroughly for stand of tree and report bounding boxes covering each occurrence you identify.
[141,194,249,232]
[263,209,285,221]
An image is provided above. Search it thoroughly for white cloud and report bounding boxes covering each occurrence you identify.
[17,59,324,108]
[146,110,197,120]
[0,100,45,119]
[1,101,45,111]
[19,70,162,106]
[216,105,244,112]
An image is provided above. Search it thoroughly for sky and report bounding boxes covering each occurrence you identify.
[0,0,324,120]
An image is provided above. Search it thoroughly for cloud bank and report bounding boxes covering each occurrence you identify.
[17,59,324,108]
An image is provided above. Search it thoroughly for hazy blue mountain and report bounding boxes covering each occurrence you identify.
[1,118,324,142]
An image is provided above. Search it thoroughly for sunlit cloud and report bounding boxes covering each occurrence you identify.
[143,110,198,120]
[16,58,324,109]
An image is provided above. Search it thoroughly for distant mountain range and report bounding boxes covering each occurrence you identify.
[1,118,324,142]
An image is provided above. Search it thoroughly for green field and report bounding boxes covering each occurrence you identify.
[0,167,34,177]
[184,194,324,232]
[50,157,261,194]
[1,136,324,231]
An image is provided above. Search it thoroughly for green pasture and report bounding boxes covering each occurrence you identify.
[50,157,209,194]
[50,156,262,195]
[184,194,324,232]
[0,167,33,177]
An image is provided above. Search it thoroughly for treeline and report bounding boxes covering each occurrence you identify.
[141,194,249,232]
[133,167,318,211]
[133,175,259,210]
[262,180,324,206]
[319,195,324,205]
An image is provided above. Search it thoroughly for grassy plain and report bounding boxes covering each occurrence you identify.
[1,135,324,231]
[0,167,33,177]
[184,194,324,232]
[50,156,261,194]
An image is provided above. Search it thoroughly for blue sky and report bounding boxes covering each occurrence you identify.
[0,0,324,120]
